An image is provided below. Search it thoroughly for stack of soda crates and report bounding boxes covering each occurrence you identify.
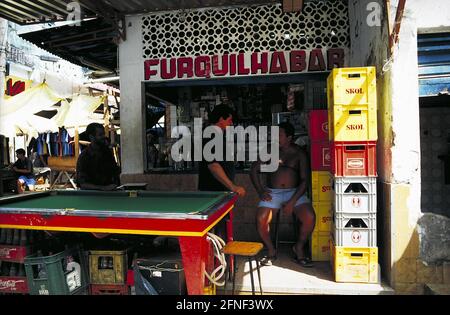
[327,66,379,283]
[0,229,35,294]
[308,110,333,261]
[24,241,89,295]
[88,249,130,295]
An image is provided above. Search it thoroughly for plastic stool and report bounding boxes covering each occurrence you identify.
[222,241,263,295]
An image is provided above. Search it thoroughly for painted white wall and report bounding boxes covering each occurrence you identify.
[389,0,450,224]
[119,15,145,174]
[414,0,450,31]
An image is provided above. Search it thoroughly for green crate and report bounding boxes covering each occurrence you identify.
[24,245,89,295]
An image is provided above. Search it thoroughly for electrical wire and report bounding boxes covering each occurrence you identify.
[204,232,227,287]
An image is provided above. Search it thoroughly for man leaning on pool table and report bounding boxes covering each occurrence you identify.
[76,122,120,191]
[198,104,246,241]
[76,122,120,239]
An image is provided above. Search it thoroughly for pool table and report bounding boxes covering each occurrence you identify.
[0,190,238,295]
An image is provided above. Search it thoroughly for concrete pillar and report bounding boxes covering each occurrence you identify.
[118,16,145,174]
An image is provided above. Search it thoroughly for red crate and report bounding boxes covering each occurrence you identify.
[0,245,30,263]
[309,110,329,142]
[0,276,29,294]
[90,284,129,295]
[331,141,377,177]
[126,269,134,286]
[310,141,331,171]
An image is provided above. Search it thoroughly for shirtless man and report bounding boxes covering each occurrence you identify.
[250,122,316,267]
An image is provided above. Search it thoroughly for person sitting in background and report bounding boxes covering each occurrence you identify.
[76,123,120,191]
[11,148,35,193]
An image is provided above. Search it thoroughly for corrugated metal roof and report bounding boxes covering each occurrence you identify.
[0,0,278,25]
[20,18,118,72]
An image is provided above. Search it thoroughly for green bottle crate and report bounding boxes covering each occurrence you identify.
[24,245,89,295]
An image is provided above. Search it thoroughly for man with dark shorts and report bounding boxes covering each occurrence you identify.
[251,122,316,267]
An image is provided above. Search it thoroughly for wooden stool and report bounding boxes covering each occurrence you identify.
[222,241,263,295]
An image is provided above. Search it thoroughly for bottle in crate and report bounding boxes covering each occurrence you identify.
[24,245,88,295]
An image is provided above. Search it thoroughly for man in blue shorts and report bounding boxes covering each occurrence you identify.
[12,148,36,193]
[250,122,316,267]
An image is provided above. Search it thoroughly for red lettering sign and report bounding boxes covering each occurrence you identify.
[177,57,194,78]
[308,49,326,71]
[194,56,211,78]
[161,58,176,79]
[290,50,306,72]
[327,48,345,70]
[5,78,26,96]
[212,55,228,76]
[251,52,268,74]
[144,49,346,80]
[144,59,159,80]
[237,53,250,75]
[230,54,237,76]
[269,52,288,74]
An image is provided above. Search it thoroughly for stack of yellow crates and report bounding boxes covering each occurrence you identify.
[327,67,379,283]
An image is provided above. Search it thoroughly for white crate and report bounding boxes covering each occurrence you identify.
[333,176,377,214]
[333,212,376,229]
[331,212,377,247]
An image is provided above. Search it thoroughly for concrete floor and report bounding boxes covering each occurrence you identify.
[218,244,394,295]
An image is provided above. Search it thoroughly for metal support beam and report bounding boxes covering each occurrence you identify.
[0,2,39,20]
[45,26,116,45]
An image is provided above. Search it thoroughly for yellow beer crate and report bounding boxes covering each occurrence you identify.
[327,67,377,141]
[328,105,378,141]
[311,231,331,261]
[327,67,377,107]
[311,171,333,202]
[89,249,128,285]
[330,240,378,283]
[312,201,333,232]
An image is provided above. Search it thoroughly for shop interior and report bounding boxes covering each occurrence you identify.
[144,75,328,173]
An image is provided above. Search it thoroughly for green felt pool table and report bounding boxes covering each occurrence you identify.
[0,190,238,295]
